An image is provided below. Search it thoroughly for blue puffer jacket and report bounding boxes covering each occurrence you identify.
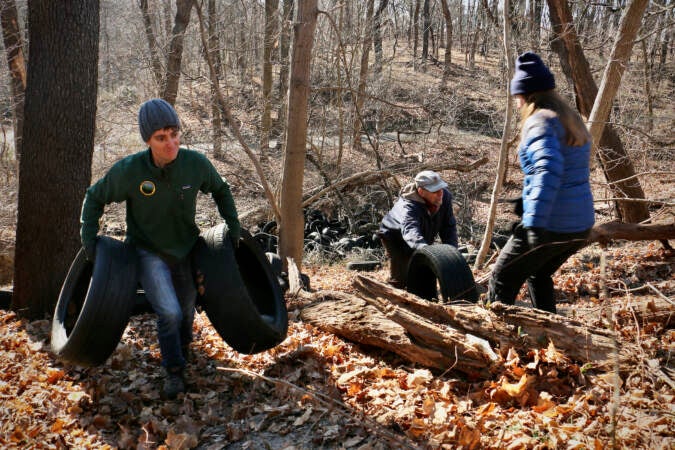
[519,109,595,233]
[379,183,458,249]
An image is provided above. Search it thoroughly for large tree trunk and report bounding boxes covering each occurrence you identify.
[0,0,26,156]
[207,0,224,159]
[440,0,452,78]
[278,0,318,271]
[373,0,389,74]
[139,0,164,91]
[260,0,279,159]
[547,0,649,224]
[276,0,294,139]
[13,1,99,318]
[587,0,650,161]
[352,0,375,154]
[161,0,193,105]
[421,0,430,61]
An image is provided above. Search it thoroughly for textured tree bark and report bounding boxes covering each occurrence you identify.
[13,1,99,318]
[0,0,26,156]
[260,0,279,158]
[279,0,318,271]
[300,291,497,378]
[547,0,649,224]
[351,0,374,153]
[138,0,164,91]
[161,0,193,105]
[207,0,224,159]
[352,276,625,367]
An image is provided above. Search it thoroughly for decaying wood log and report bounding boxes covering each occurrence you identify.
[353,275,629,367]
[300,291,498,378]
[301,275,643,376]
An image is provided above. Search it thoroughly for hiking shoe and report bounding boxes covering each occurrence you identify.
[163,367,185,400]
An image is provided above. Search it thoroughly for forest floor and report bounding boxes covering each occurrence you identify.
[0,239,673,449]
[1,47,674,448]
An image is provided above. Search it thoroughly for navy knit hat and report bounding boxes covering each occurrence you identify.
[510,52,555,95]
[138,98,180,142]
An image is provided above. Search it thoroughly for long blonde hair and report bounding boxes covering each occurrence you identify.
[519,90,590,147]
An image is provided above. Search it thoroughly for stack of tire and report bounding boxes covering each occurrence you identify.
[51,225,287,366]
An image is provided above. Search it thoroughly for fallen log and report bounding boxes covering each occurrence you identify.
[568,296,674,328]
[353,275,627,367]
[300,291,498,378]
[588,221,675,245]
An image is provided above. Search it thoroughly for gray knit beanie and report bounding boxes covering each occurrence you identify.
[510,52,555,96]
[138,98,180,142]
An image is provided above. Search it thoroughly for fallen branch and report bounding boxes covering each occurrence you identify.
[588,221,675,245]
[301,157,488,207]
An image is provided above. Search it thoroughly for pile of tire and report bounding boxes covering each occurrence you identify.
[252,209,381,258]
[51,226,287,366]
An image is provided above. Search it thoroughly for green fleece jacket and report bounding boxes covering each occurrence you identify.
[81,148,240,262]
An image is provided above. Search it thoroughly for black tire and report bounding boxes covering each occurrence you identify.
[51,237,139,366]
[193,224,288,354]
[406,244,478,303]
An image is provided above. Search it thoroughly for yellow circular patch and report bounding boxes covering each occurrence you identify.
[139,180,156,196]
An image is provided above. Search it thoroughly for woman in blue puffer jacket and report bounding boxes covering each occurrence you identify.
[488,52,595,313]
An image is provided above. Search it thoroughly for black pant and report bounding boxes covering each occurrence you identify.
[488,225,590,313]
[378,231,414,287]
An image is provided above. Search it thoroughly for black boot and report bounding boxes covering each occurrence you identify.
[163,366,185,400]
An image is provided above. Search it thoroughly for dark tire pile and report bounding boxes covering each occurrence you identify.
[252,209,382,258]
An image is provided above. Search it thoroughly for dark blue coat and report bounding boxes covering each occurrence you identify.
[379,184,458,249]
[519,110,595,233]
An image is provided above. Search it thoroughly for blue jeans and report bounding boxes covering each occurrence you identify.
[137,248,196,369]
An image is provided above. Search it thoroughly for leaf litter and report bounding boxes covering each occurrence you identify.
[0,241,672,449]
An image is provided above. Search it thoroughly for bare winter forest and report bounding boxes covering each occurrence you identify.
[0,0,673,449]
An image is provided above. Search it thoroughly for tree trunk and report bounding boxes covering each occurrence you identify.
[0,0,26,157]
[260,0,279,159]
[139,0,164,91]
[161,0,193,105]
[587,0,650,162]
[422,0,430,61]
[440,0,452,78]
[373,0,389,74]
[547,0,649,224]
[352,0,374,152]
[13,1,99,318]
[413,0,420,62]
[277,0,293,137]
[207,0,224,159]
[278,0,318,271]
[474,0,513,270]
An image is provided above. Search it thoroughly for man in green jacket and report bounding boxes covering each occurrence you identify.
[80,98,241,399]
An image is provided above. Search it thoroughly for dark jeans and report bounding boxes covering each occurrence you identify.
[378,231,414,287]
[138,248,196,369]
[488,225,590,313]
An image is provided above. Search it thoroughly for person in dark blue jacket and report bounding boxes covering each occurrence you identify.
[488,52,595,313]
[379,170,458,287]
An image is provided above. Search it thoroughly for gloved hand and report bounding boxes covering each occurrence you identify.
[525,227,547,249]
[83,238,98,262]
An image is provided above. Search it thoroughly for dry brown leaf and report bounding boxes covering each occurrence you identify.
[164,429,198,450]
